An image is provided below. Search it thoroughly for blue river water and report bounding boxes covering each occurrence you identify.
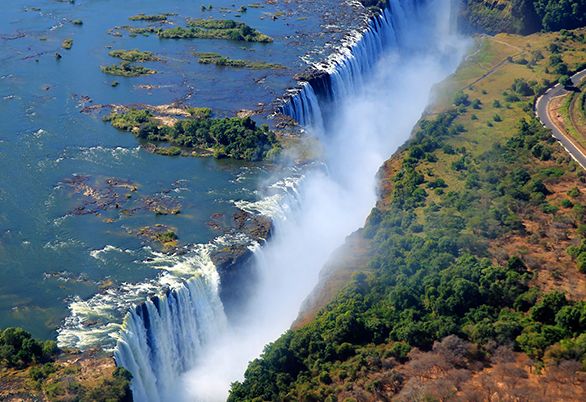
[0,0,339,340]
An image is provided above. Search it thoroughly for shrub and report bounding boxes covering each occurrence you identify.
[559,75,573,88]
[568,187,581,197]
[561,199,574,208]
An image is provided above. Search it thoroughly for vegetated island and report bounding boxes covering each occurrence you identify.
[229,18,586,402]
[135,224,179,250]
[108,17,273,42]
[101,49,160,77]
[100,61,156,77]
[105,107,280,161]
[108,49,160,62]
[195,52,286,69]
[129,13,176,22]
[158,18,273,42]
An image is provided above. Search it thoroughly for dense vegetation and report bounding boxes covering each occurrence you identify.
[229,100,586,400]
[195,52,285,69]
[100,61,156,77]
[108,49,159,62]
[158,18,272,42]
[534,0,586,31]
[106,109,280,161]
[0,327,58,369]
[0,327,131,401]
[462,0,586,34]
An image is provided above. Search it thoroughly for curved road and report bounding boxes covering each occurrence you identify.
[535,69,586,169]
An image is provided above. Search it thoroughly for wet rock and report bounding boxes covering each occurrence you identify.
[62,175,181,218]
[43,271,92,285]
[209,209,273,317]
[293,67,329,83]
[134,224,178,250]
[142,194,181,215]
[233,209,272,241]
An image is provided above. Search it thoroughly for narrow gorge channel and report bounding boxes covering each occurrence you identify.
[114,1,467,400]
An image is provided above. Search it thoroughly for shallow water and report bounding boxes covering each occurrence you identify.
[0,0,338,340]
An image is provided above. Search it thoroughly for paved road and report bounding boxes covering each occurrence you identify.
[535,69,586,169]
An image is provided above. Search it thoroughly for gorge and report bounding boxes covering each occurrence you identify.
[6,0,584,400]
[113,0,466,400]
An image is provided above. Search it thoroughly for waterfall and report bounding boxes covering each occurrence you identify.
[280,1,412,129]
[114,270,227,402]
[113,1,467,400]
[281,82,324,132]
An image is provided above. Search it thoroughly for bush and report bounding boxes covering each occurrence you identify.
[577,252,586,273]
[561,199,574,208]
[559,75,573,88]
[568,187,581,198]
[531,292,568,325]
[453,92,470,106]
[511,78,534,96]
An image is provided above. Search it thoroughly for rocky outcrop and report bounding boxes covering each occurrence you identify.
[210,210,273,316]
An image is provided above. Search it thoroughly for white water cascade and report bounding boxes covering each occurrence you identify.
[115,273,227,402]
[280,0,405,130]
[114,0,467,401]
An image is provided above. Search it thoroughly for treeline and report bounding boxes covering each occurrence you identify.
[0,327,58,369]
[0,327,132,402]
[229,106,586,400]
[106,109,280,161]
[462,0,586,34]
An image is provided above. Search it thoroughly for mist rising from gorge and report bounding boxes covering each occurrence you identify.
[179,1,468,400]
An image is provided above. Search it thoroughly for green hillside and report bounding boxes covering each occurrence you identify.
[229,27,586,402]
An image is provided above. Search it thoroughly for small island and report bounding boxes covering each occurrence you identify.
[100,61,156,77]
[108,49,160,62]
[129,13,176,22]
[195,52,285,69]
[158,18,272,42]
[105,108,280,161]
